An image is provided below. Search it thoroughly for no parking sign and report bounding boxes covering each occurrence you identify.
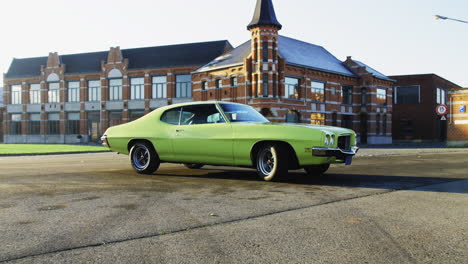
[436,104,448,116]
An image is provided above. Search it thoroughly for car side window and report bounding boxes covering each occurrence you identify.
[180,104,225,125]
[161,107,181,125]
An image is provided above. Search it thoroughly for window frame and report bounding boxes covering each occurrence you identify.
[88,80,101,102]
[11,85,22,105]
[29,113,41,135]
[29,84,41,104]
[376,87,387,106]
[67,112,80,134]
[109,78,123,101]
[152,75,167,99]
[175,74,192,98]
[394,85,420,104]
[48,82,60,103]
[67,81,80,103]
[285,76,301,99]
[311,80,326,103]
[130,77,145,100]
[10,114,22,135]
[342,86,353,105]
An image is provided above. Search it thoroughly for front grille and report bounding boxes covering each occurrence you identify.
[338,135,351,151]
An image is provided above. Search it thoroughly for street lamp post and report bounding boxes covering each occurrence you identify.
[435,15,468,24]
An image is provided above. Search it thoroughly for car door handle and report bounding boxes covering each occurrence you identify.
[176,129,184,133]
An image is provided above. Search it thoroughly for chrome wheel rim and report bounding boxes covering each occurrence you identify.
[132,146,150,170]
[258,147,275,176]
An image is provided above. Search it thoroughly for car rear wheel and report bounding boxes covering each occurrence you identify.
[129,142,160,174]
[256,144,288,181]
[304,164,330,176]
[183,163,204,169]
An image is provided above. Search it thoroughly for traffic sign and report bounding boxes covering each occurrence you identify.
[436,104,448,116]
[441,116,447,121]
[460,105,466,113]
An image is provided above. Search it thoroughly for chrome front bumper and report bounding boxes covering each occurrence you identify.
[312,146,359,160]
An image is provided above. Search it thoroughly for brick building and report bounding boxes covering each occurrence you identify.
[0,87,3,143]
[448,88,468,146]
[2,0,394,144]
[390,74,462,142]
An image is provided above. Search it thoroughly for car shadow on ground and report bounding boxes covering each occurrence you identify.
[155,167,467,194]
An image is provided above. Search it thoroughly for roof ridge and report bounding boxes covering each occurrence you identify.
[11,40,231,60]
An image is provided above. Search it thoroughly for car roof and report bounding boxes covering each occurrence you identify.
[162,100,241,109]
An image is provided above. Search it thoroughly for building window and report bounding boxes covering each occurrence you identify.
[263,74,269,97]
[108,111,123,127]
[48,83,60,103]
[129,111,145,121]
[215,79,222,89]
[201,81,207,91]
[29,114,41,135]
[310,113,325,125]
[332,112,338,126]
[109,79,122,101]
[285,77,300,99]
[67,113,80,134]
[231,77,237,87]
[130,77,145,100]
[436,87,446,105]
[341,115,353,129]
[376,114,381,135]
[176,74,191,98]
[285,110,300,123]
[48,113,60,135]
[361,88,367,106]
[376,88,387,106]
[10,114,22,135]
[311,81,325,102]
[30,84,41,104]
[342,86,353,105]
[68,81,80,102]
[262,41,268,62]
[11,85,22,104]
[152,76,167,98]
[88,80,101,102]
[383,114,387,136]
[394,85,420,104]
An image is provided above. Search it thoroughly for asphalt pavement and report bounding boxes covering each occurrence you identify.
[0,149,467,263]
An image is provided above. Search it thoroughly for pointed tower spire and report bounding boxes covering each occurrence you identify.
[247,0,282,30]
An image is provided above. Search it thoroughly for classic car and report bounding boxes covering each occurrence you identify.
[101,102,358,181]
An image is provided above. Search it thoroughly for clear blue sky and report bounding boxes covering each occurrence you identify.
[1,0,467,87]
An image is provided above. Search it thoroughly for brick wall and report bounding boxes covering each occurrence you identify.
[448,89,468,146]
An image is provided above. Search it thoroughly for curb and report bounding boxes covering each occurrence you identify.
[0,151,111,157]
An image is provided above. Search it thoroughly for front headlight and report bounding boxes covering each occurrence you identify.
[330,134,335,146]
[324,134,330,146]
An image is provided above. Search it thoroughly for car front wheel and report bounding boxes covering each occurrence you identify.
[256,144,288,181]
[183,163,204,169]
[129,142,160,174]
[304,164,330,176]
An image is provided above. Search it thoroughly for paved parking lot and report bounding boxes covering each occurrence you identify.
[0,149,467,263]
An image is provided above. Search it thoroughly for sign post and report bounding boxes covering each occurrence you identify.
[436,104,448,121]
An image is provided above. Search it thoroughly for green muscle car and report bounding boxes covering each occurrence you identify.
[101,102,358,181]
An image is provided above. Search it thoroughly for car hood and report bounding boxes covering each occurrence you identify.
[233,122,354,134]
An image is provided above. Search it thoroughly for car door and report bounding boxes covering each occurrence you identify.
[172,104,234,165]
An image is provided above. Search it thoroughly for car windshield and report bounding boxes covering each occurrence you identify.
[219,103,269,123]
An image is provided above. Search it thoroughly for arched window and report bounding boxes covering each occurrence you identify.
[108,69,122,78]
[46,73,59,82]
[286,110,300,123]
